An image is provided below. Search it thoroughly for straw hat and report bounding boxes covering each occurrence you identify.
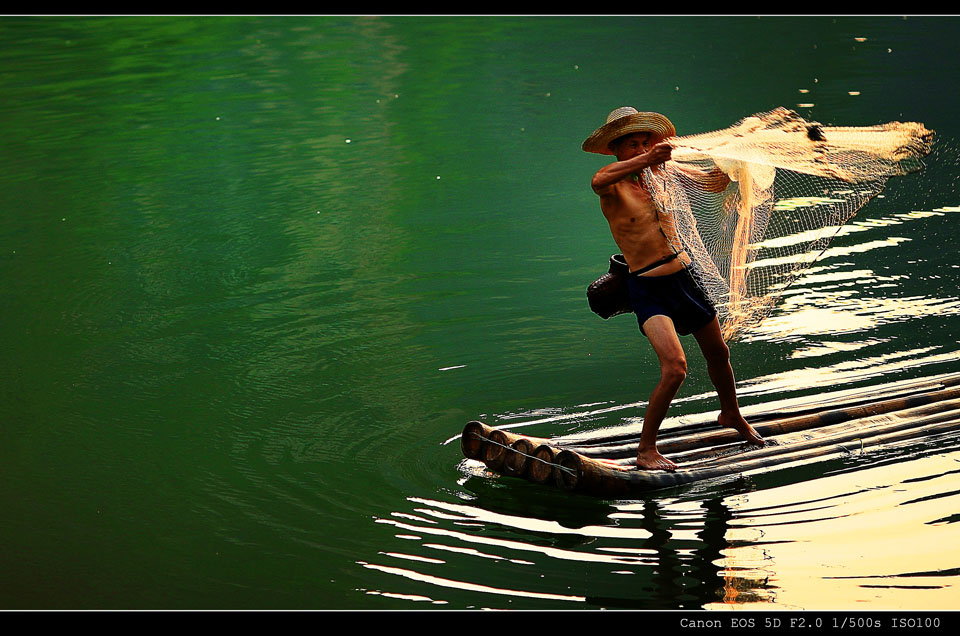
[582,106,677,155]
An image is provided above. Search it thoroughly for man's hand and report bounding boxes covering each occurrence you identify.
[643,142,672,167]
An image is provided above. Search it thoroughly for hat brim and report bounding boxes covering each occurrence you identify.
[582,112,677,155]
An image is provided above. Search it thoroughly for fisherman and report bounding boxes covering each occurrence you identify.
[583,107,765,471]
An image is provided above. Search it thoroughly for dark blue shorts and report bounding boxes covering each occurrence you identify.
[626,267,717,336]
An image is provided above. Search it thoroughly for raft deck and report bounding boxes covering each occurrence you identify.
[460,371,960,497]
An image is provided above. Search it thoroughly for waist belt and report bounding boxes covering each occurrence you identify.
[630,252,682,276]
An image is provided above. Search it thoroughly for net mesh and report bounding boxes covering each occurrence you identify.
[642,107,934,341]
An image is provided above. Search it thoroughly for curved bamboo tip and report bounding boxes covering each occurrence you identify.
[482,429,511,469]
[461,420,493,459]
[554,449,585,491]
[527,444,559,484]
[503,438,535,477]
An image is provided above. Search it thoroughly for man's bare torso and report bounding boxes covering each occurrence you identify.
[596,173,689,275]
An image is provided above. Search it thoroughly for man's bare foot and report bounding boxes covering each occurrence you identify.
[719,411,765,446]
[636,447,678,471]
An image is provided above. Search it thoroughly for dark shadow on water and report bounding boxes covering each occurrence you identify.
[459,470,616,534]
[462,466,771,609]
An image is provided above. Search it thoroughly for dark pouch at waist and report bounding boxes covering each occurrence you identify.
[586,254,633,319]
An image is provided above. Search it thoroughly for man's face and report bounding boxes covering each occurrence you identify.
[613,132,651,161]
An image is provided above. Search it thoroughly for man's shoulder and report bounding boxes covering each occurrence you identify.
[593,177,626,197]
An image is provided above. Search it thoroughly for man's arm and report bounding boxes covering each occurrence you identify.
[590,143,673,194]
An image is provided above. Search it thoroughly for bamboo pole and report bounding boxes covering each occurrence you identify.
[482,429,513,471]
[568,384,960,461]
[549,371,960,449]
[503,438,535,477]
[458,420,566,486]
[554,403,960,496]
[461,420,493,460]
[680,397,960,469]
[554,450,635,497]
[661,386,960,455]
[459,420,549,469]
[459,373,960,460]
[528,444,561,484]
[633,415,960,494]
[461,374,960,493]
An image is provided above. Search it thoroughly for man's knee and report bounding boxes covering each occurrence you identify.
[660,355,687,386]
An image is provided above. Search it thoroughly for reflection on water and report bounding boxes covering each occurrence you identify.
[361,441,960,609]
[736,348,960,402]
[708,450,960,609]
[745,208,960,343]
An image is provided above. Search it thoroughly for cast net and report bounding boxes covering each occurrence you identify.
[642,107,934,341]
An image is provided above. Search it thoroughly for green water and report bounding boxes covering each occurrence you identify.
[2,15,960,610]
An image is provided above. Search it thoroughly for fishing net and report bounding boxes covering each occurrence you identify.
[642,107,934,341]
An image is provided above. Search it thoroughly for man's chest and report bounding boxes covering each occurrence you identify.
[602,181,660,224]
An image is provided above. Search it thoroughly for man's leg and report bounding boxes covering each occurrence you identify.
[637,315,688,471]
[692,317,764,445]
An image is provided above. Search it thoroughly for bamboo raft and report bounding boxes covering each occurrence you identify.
[460,371,960,498]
